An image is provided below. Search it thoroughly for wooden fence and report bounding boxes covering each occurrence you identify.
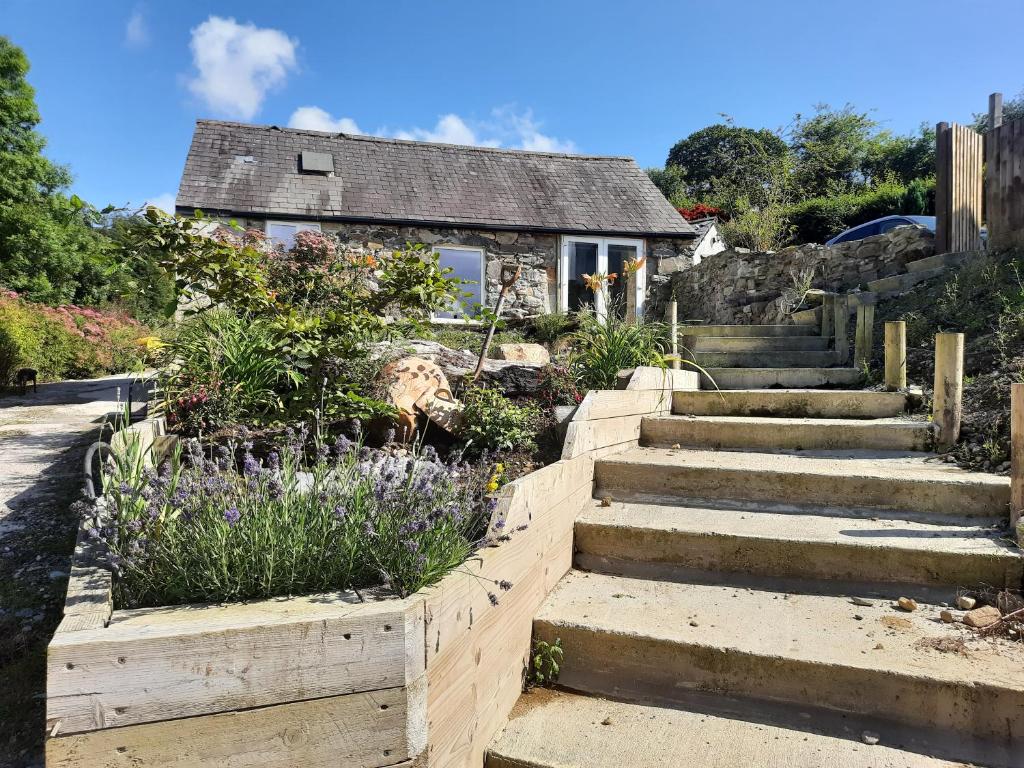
[935,122,984,254]
[986,92,1024,251]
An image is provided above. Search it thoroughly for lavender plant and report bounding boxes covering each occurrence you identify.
[90,428,496,608]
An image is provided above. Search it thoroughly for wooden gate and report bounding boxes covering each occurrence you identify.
[986,93,1024,251]
[935,122,984,254]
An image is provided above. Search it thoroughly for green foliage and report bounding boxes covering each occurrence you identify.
[645,165,693,208]
[417,325,528,355]
[527,637,563,689]
[666,124,788,209]
[159,311,297,432]
[719,195,794,251]
[459,386,542,455]
[0,37,138,308]
[0,291,147,384]
[528,312,576,344]
[785,181,914,244]
[569,307,668,391]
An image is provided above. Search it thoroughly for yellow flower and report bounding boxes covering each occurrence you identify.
[137,336,164,350]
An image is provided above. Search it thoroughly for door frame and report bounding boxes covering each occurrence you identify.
[558,236,646,319]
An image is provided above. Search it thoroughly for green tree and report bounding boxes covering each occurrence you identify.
[645,165,691,208]
[665,124,788,210]
[0,36,123,306]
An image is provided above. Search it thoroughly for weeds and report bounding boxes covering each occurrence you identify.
[526,637,563,689]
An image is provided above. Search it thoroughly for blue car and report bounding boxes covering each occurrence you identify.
[825,215,935,246]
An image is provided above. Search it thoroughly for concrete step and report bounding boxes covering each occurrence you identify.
[691,351,841,368]
[678,324,818,337]
[487,689,983,768]
[672,388,913,419]
[533,571,1024,742]
[682,335,830,353]
[574,499,1022,589]
[594,447,1009,518]
[906,250,971,273]
[696,367,864,389]
[868,267,948,296]
[641,415,933,452]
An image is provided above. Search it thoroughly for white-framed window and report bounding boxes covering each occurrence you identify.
[265,220,321,251]
[559,236,645,319]
[433,245,486,322]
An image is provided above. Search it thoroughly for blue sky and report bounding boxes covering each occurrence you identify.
[5,0,1024,213]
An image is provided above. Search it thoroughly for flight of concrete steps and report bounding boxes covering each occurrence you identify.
[487,388,1024,768]
[678,249,975,390]
[680,323,861,389]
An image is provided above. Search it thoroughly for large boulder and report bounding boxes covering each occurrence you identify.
[372,340,546,395]
[494,343,550,365]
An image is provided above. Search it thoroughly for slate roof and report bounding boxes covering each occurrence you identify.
[176,120,695,238]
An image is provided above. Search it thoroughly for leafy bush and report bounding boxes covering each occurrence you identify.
[418,326,528,355]
[160,311,297,433]
[568,308,668,390]
[0,290,147,384]
[459,386,542,454]
[528,312,575,345]
[536,364,583,408]
[785,181,934,245]
[89,429,497,607]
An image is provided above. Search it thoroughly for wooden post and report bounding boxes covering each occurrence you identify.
[626,273,637,322]
[935,122,950,254]
[1011,382,1024,538]
[667,299,680,370]
[854,302,875,369]
[833,294,849,364]
[989,92,1004,132]
[820,294,834,340]
[932,333,964,450]
[884,321,906,391]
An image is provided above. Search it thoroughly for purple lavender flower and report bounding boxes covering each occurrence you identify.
[267,451,280,470]
[333,504,347,521]
[223,505,241,527]
[243,453,260,477]
[488,592,499,606]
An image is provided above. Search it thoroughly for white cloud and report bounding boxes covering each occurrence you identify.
[187,16,297,120]
[392,114,500,147]
[289,105,575,153]
[288,106,362,134]
[144,193,177,214]
[125,7,148,48]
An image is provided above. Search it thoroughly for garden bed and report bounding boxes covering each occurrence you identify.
[45,367,695,768]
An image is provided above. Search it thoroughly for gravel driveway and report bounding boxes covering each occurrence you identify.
[0,375,143,768]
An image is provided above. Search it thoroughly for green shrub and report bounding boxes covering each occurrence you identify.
[0,291,147,384]
[786,181,914,244]
[529,312,575,344]
[459,386,542,454]
[568,309,668,391]
[160,311,298,432]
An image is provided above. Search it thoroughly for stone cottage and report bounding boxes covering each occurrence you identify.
[174,120,695,320]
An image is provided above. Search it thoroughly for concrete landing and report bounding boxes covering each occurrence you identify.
[595,447,1009,517]
[533,571,1024,741]
[574,498,1021,588]
[487,689,979,768]
[642,414,933,451]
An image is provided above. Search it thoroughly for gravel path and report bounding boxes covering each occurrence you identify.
[0,375,141,767]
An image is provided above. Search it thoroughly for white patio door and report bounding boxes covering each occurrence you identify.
[559,236,645,319]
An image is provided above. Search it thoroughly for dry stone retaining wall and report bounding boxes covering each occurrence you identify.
[660,226,935,325]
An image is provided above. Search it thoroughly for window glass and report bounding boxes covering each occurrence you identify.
[567,241,599,311]
[266,221,320,251]
[835,223,879,244]
[435,247,484,320]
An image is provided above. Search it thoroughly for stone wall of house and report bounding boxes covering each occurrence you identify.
[648,237,697,276]
[321,223,557,319]
[657,226,935,325]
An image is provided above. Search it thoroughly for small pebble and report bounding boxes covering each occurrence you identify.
[689,620,699,627]
[861,731,880,745]
[940,609,957,623]
[850,597,874,607]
